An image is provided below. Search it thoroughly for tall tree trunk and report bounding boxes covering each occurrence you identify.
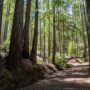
[48,20,51,57]
[39,17,42,55]
[43,20,46,62]
[3,2,11,41]
[48,0,51,58]
[86,0,90,67]
[30,0,38,63]
[23,0,31,58]
[6,0,24,71]
[83,0,88,58]
[79,0,87,58]
[52,5,56,64]
[0,0,4,45]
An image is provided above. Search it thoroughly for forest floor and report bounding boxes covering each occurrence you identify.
[18,60,90,90]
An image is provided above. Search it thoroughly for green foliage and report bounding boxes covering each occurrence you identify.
[55,53,67,67]
[1,38,10,49]
[68,41,73,55]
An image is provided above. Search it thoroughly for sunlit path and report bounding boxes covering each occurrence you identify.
[18,62,90,90]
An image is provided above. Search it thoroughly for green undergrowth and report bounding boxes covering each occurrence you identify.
[1,38,10,50]
[55,53,67,68]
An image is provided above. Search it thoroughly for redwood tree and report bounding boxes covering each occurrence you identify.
[23,0,31,58]
[6,0,24,71]
[30,0,38,63]
[86,0,90,67]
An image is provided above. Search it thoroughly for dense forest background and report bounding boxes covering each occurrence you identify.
[0,0,88,63]
[0,0,90,89]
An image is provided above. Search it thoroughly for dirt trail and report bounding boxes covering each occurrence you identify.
[18,62,90,90]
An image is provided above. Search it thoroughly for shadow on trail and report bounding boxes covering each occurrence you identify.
[18,63,90,90]
[52,65,90,78]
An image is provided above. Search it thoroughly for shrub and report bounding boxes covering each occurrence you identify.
[55,53,67,67]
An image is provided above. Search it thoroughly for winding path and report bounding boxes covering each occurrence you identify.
[18,62,90,90]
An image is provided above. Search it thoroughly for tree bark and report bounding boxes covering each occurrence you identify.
[23,0,31,58]
[52,5,56,64]
[6,0,24,71]
[30,0,38,63]
[48,0,51,58]
[43,20,46,62]
[0,0,4,45]
[86,0,90,68]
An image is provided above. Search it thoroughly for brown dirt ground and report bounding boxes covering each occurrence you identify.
[18,61,90,90]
